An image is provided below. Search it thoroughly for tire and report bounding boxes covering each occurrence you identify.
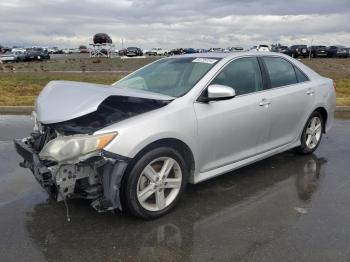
[296,111,324,155]
[123,147,188,219]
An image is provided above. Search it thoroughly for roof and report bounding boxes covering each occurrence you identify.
[169,51,287,59]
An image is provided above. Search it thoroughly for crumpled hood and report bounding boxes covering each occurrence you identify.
[36,80,174,124]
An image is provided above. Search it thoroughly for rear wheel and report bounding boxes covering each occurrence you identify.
[296,111,324,154]
[123,147,188,219]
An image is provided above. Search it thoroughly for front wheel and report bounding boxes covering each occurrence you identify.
[123,147,188,219]
[296,111,324,154]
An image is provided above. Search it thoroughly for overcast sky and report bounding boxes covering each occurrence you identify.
[0,0,349,49]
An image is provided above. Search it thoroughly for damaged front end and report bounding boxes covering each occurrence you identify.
[14,132,128,213]
[14,82,172,215]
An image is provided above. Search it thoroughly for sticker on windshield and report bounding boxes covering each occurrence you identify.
[192,58,218,64]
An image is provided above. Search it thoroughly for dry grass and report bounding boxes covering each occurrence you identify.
[0,56,349,106]
[301,58,350,106]
[0,72,122,106]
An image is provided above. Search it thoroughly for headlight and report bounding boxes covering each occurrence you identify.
[39,132,117,162]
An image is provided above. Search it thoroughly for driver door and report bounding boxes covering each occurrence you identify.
[194,57,270,173]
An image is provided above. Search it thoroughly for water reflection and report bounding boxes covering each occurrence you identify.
[296,157,327,202]
[26,153,327,261]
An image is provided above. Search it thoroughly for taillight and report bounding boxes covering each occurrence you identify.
[333,81,336,90]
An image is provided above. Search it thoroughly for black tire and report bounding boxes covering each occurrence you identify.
[296,111,324,155]
[123,147,188,219]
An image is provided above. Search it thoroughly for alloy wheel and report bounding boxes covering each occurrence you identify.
[305,116,322,149]
[136,157,182,212]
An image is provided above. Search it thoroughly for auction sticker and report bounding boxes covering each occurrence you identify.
[192,58,218,64]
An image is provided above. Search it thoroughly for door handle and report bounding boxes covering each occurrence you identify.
[259,98,271,107]
[306,88,314,96]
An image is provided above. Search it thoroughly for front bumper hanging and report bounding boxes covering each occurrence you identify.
[14,138,130,212]
[14,138,52,188]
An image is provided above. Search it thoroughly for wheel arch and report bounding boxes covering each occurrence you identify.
[314,107,328,133]
[125,138,196,181]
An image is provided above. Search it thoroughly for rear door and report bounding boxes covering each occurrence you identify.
[259,56,315,151]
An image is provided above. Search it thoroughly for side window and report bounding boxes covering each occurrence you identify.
[262,57,298,88]
[294,66,309,83]
[211,57,263,96]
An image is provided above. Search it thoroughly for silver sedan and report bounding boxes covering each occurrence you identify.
[15,52,336,219]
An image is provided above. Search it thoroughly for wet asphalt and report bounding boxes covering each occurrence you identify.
[0,115,350,262]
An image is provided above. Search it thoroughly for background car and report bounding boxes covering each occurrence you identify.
[11,47,26,53]
[257,45,270,52]
[0,46,11,54]
[327,45,349,58]
[309,46,328,58]
[26,47,50,61]
[79,45,89,53]
[183,48,197,54]
[169,48,184,55]
[230,46,244,52]
[288,45,309,58]
[274,45,289,54]
[0,51,26,63]
[47,47,63,54]
[125,47,143,57]
[209,47,224,52]
[145,48,169,56]
[118,48,126,56]
[196,48,209,53]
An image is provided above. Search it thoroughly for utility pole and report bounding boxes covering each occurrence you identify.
[309,39,313,61]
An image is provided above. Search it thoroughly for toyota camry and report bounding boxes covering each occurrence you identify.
[14,52,336,219]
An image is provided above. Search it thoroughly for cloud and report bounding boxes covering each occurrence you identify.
[0,0,349,48]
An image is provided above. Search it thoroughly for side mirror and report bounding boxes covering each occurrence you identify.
[198,84,235,102]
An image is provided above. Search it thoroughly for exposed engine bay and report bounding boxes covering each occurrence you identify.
[15,94,170,220]
[48,96,170,135]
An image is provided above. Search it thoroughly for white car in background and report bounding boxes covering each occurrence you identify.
[250,45,271,52]
[11,48,27,53]
[145,48,169,56]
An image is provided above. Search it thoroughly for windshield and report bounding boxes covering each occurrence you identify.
[114,57,220,97]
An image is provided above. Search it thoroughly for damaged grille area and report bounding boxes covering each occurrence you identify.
[16,94,171,219]
[47,96,170,135]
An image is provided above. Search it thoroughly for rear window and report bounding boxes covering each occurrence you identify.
[263,57,298,88]
[294,66,309,83]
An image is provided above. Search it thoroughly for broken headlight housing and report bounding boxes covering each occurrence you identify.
[39,132,117,163]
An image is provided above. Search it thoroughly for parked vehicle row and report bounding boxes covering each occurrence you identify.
[273,45,349,58]
[0,47,50,63]
[1,43,349,60]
